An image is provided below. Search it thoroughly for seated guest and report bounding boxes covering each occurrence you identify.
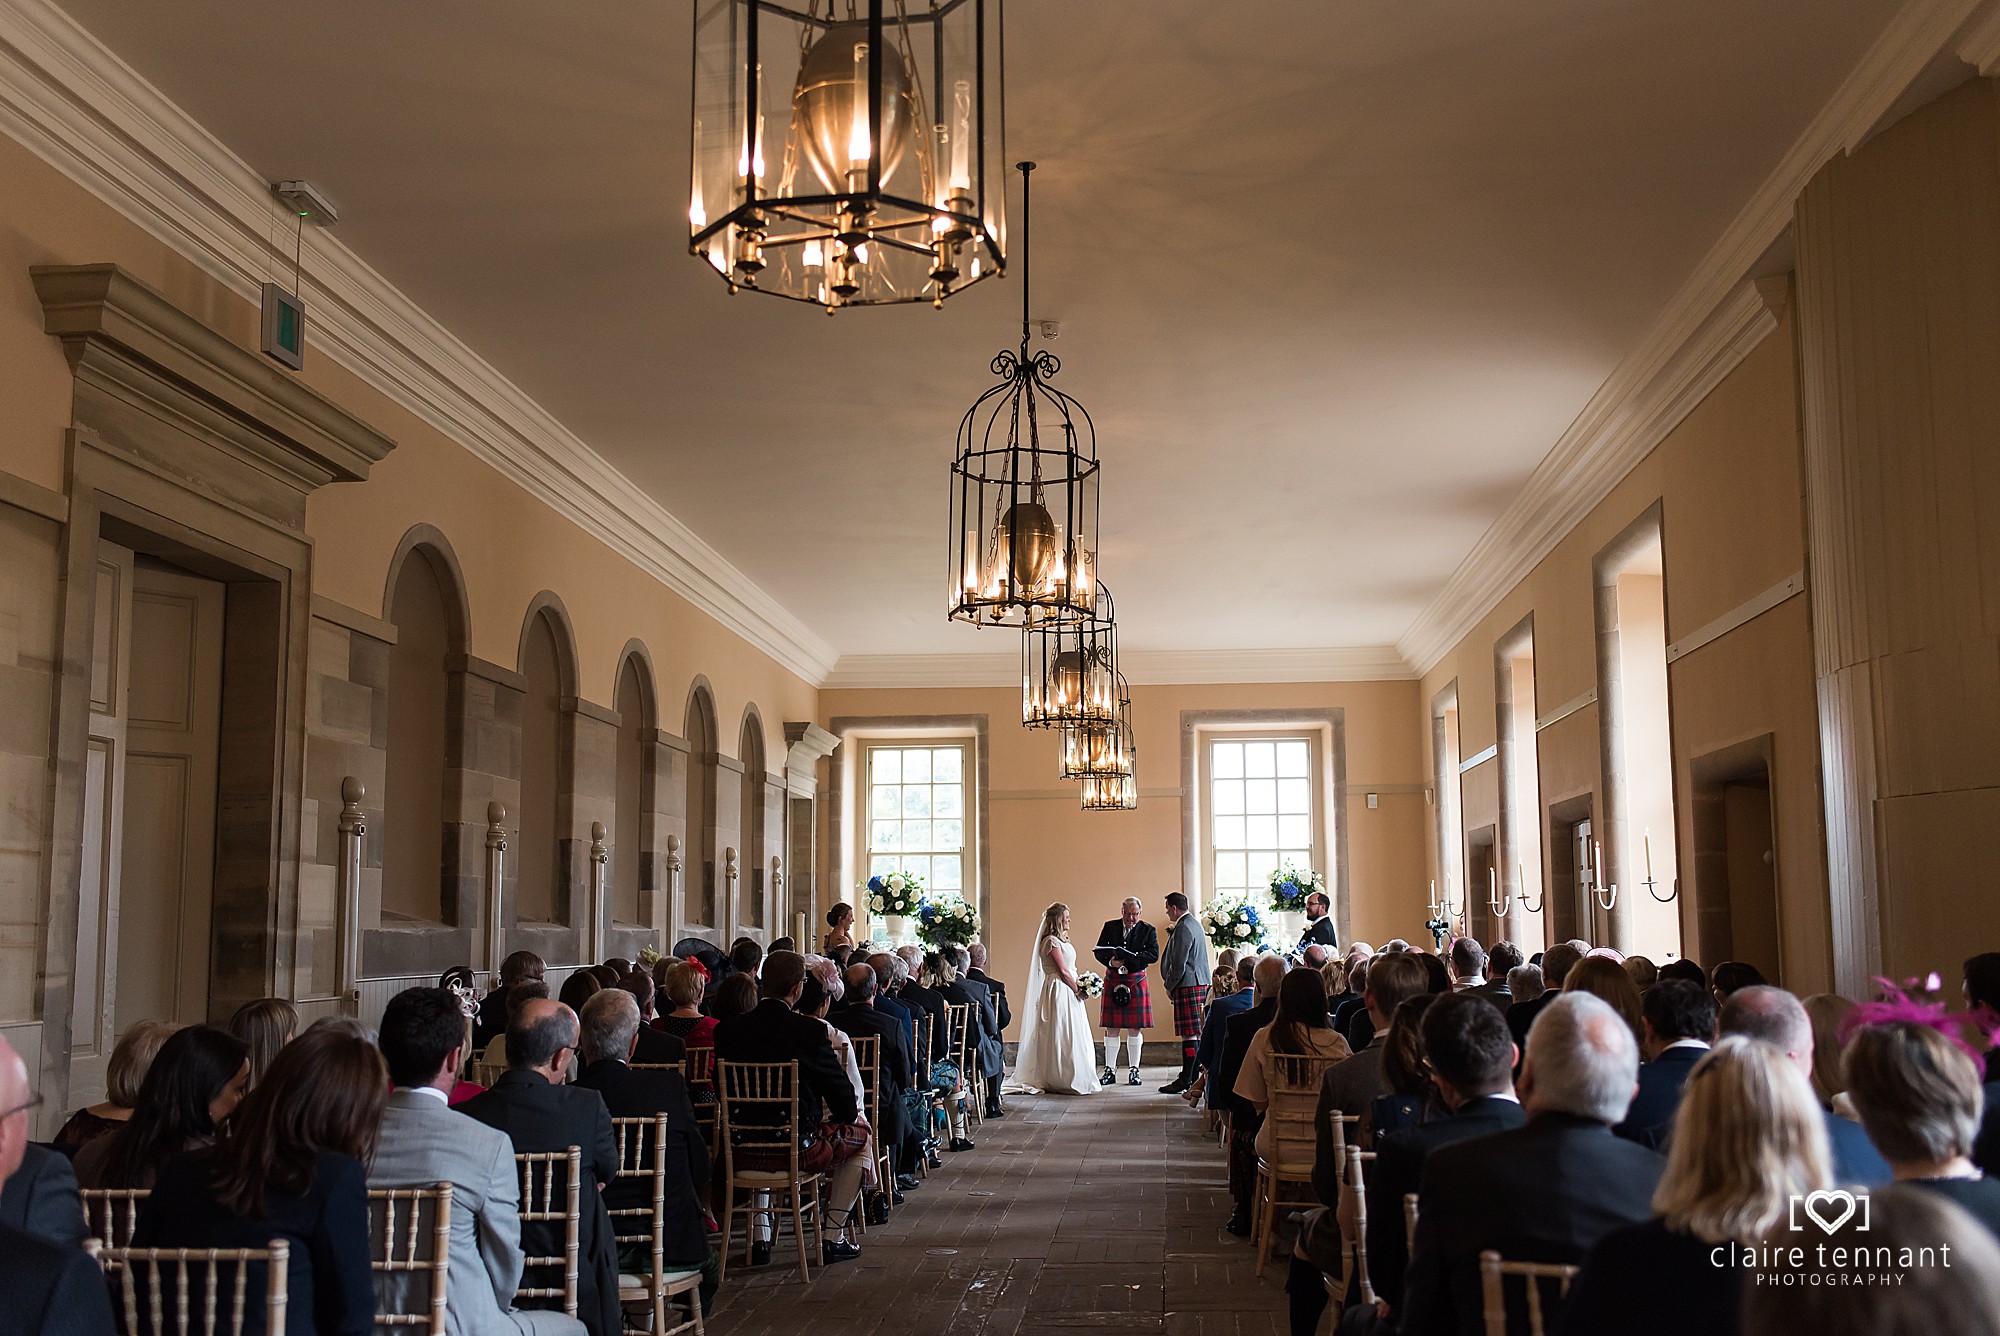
[966,941,1012,1034]
[712,951,869,1267]
[896,953,951,1083]
[865,954,922,1080]
[1289,992,1526,1336]
[1565,955,1645,1048]
[131,1028,386,1336]
[75,1025,249,1190]
[602,957,633,981]
[53,1019,174,1156]
[371,988,584,1336]
[1719,986,1891,1186]
[1966,951,2000,1082]
[948,945,1007,1119]
[768,937,796,955]
[1507,962,1544,1005]
[460,1001,620,1336]
[1315,957,1345,1012]
[1221,956,1288,1235]
[557,970,602,1017]
[1234,967,1353,1162]
[729,938,764,982]
[1560,1037,1832,1336]
[1448,937,1488,992]
[1188,955,1258,1108]
[1741,1185,2000,1336]
[653,962,717,1052]
[1658,957,1707,989]
[1397,992,1665,1336]
[571,990,716,1313]
[1370,993,1439,1137]
[1331,953,1371,1042]
[1711,960,1767,1008]
[0,1036,115,1336]
[831,963,917,1200]
[1311,951,1430,1191]
[585,965,620,990]
[227,997,299,1089]
[710,972,759,1023]
[1417,951,1452,995]
[1483,941,1524,1005]
[1842,1012,2000,1236]
[1507,940,1585,1053]
[1622,954,1659,990]
[614,972,686,1066]
[1802,992,1856,1107]
[476,951,547,1050]
[1615,979,1715,1146]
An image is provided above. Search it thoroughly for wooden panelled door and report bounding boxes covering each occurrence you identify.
[72,544,224,1104]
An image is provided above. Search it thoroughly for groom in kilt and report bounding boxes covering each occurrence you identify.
[1159,892,1212,1094]
[1094,897,1161,1086]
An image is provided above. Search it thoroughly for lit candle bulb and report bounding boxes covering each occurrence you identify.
[1644,828,1654,880]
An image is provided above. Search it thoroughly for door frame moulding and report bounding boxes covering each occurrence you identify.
[0,0,836,684]
[31,263,393,1119]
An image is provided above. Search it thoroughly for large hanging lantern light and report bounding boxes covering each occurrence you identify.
[1080,773,1137,811]
[689,0,1006,309]
[948,162,1099,624]
[1058,676,1133,780]
[1023,586,1118,729]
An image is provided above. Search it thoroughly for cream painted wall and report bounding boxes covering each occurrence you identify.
[0,129,815,755]
[1419,320,1833,989]
[819,680,1427,1041]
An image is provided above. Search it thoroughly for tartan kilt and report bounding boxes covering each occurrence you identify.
[1100,971,1154,1029]
[736,1119,870,1176]
[1170,984,1210,1039]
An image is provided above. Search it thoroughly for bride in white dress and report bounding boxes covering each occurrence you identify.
[1007,902,1101,1096]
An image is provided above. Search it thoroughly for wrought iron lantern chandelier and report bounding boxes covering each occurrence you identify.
[1057,675,1133,780]
[947,161,1099,625]
[1022,585,1119,730]
[1080,770,1137,812]
[689,0,1006,309]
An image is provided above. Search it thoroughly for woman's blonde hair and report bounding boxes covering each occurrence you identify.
[1802,992,1855,1107]
[1319,958,1348,996]
[660,960,704,1011]
[106,1020,179,1108]
[1654,1036,1831,1243]
[1037,902,1070,944]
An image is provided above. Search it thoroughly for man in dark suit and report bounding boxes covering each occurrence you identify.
[947,946,1006,1118]
[1719,985,1891,1186]
[614,972,688,1067]
[573,989,716,1313]
[864,954,922,1075]
[1195,956,1257,1109]
[460,998,622,1336]
[966,941,1011,1033]
[713,950,869,1267]
[1398,992,1665,1336]
[1095,898,1162,1085]
[1615,979,1714,1146]
[1289,991,1527,1336]
[1219,955,1287,1235]
[1297,891,1339,954]
[0,1036,114,1336]
[896,950,951,1105]
[1479,941,1524,1007]
[1506,939,1585,1055]
[476,950,547,1050]
[831,964,920,1191]
[0,1144,85,1247]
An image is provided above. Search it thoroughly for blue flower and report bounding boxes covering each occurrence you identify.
[868,875,885,893]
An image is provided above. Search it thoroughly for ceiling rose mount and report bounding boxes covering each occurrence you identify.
[689,0,1007,309]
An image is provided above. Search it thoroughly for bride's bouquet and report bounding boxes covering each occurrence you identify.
[1077,971,1104,999]
[916,893,979,950]
[862,870,924,916]
[1200,895,1267,952]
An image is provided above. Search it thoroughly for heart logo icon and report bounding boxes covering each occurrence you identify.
[1803,1189,1858,1234]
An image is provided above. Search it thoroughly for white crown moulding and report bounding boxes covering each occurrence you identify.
[1395,0,1996,678]
[822,646,1416,691]
[0,0,839,685]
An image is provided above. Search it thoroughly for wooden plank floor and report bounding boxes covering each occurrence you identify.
[705,1063,1287,1336]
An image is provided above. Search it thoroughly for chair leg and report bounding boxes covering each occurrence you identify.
[716,1187,735,1287]
[792,1187,813,1283]
[1253,1168,1278,1278]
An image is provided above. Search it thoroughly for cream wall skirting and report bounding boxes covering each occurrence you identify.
[0,0,838,686]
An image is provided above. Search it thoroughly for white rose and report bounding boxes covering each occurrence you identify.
[888,874,906,891]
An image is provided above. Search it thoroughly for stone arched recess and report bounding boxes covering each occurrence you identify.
[604,640,673,963]
[738,704,780,942]
[510,592,599,966]
[677,678,723,945]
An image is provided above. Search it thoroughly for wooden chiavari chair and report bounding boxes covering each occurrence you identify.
[1404,1192,1420,1255]
[1250,1052,1347,1276]
[81,1186,148,1267]
[847,1035,895,1225]
[103,1241,290,1336]
[716,1059,824,1285]
[942,1002,977,1134]
[685,1046,718,1149]
[469,1035,508,1089]
[514,1146,582,1317]
[1478,1250,1580,1336]
[610,1114,704,1336]
[367,1183,453,1333]
[629,1062,684,1078]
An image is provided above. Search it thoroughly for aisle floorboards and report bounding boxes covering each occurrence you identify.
[704,1063,1288,1336]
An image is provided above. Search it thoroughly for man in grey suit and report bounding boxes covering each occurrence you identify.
[371,988,585,1336]
[1158,892,1212,1095]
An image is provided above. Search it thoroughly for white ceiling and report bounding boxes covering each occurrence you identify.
[54,0,1901,665]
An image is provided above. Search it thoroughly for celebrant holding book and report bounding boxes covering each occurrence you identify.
[1094,897,1161,1086]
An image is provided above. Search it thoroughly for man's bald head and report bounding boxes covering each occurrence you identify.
[843,963,878,1001]
[1718,985,1813,1078]
[0,1035,32,1180]
[1254,954,1288,999]
[508,997,579,1076]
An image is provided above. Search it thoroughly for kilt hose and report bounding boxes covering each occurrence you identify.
[1099,970,1154,1030]
[1170,984,1210,1057]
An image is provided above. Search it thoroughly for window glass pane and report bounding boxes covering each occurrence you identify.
[904,819,933,852]
[1281,849,1313,872]
[1215,851,1247,889]
[1213,780,1245,816]
[1277,740,1310,778]
[933,819,963,851]
[1213,815,1245,849]
[1279,814,1312,848]
[1212,742,1243,779]
[902,855,931,884]
[1246,814,1278,848]
[933,748,963,783]
[870,854,899,877]
[1277,778,1311,814]
[903,749,932,784]
[871,749,901,783]
[1245,778,1277,815]
[1248,851,1278,883]
[902,787,931,817]
[1244,741,1277,778]
[871,786,901,819]
[932,855,962,890]
[871,819,900,851]
[933,784,963,819]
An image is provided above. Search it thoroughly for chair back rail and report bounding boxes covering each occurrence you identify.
[610,1114,671,1335]
[1267,1053,1343,1172]
[368,1183,454,1333]
[1477,1250,1580,1336]
[716,1059,822,1285]
[514,1146,583,1317]
[103,1242,291,1336]
[630,1062,684,1077]
[81,1186,149,1262]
